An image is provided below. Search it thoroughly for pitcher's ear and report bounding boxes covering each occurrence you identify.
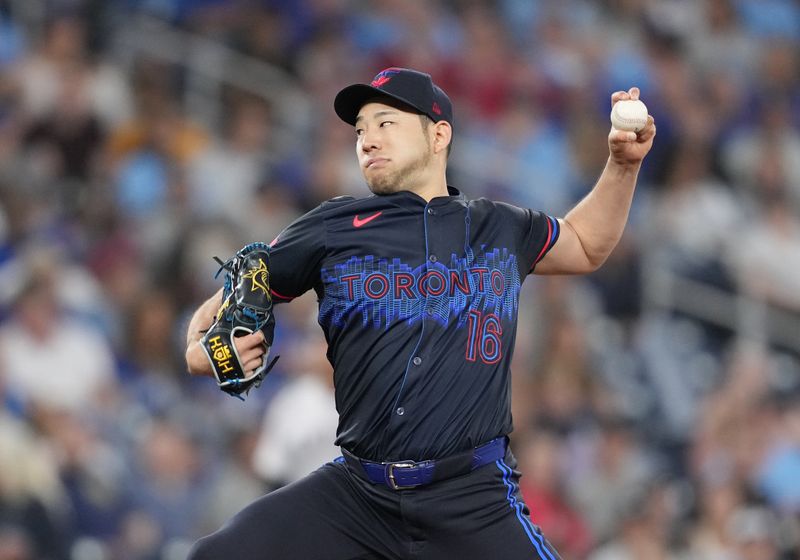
[433,120,452,156]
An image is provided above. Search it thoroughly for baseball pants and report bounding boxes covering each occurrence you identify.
[188,446,561,560]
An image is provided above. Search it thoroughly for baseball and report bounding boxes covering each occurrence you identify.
[610,99,648,132]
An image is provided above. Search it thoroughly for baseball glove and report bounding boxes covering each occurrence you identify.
[201,242,279,398]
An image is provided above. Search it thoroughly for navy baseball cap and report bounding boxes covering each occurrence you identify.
[334,67,454,128]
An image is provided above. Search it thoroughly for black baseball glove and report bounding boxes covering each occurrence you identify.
[201,242,279,398]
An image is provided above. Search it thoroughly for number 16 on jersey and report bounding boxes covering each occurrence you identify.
[465,310,502,364]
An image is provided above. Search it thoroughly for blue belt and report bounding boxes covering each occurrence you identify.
[342,437,507,490]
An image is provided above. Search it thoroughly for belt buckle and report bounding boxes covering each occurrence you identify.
[386,462,418,490]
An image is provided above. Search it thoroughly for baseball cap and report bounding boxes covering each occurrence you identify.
[334,67,453,128]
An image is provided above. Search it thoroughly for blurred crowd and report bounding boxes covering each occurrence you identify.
[0,0,799,558]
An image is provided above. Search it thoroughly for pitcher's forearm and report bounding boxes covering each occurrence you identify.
[185,288,223,377]
[562,158,640,269]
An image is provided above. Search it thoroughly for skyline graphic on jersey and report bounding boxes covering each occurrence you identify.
[319,248,521,330]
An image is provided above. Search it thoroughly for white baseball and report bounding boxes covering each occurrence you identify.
[610,99,648,132]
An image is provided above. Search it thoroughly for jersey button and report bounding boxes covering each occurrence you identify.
[429,254,438,263]
[425,308,434,316]
[427,208,435,215]
[396,407,405,416]
[412,356,422,366]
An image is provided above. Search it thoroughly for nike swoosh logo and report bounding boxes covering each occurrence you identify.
[353,211,383,228]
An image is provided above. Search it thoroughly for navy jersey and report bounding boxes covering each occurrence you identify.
[268,187,559,462]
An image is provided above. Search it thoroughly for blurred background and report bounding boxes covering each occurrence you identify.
[0,0,799,558]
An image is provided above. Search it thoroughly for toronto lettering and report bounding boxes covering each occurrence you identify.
[338,267,505,301]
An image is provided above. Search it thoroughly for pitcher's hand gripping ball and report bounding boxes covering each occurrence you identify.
[201,242,279,398]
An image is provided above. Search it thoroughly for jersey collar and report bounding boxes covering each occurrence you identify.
[381,186,467,214]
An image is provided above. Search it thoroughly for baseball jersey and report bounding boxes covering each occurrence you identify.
[268,187,560,462]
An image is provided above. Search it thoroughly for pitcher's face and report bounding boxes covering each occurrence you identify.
[355,101,433,196]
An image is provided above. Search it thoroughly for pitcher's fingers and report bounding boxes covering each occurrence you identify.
[243,331,265,345]
[610,129,638,143]
[637,117,656,141]
[611,90,629,104]
[239,346,266,364]
[244,331,266,349]
[235,332,265,353]
[243,357,262,373]
[628,87,640,100]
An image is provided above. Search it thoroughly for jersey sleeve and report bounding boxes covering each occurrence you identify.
[498,203,561,275]
[268,205,327,303]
